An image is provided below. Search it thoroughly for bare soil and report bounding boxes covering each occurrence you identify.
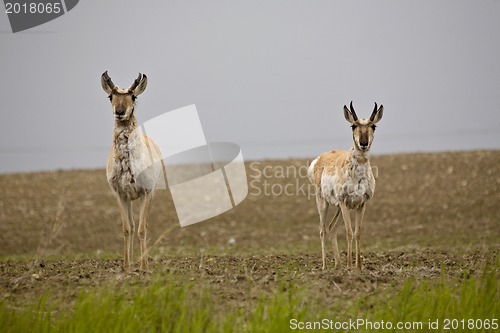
[0,150,499,309]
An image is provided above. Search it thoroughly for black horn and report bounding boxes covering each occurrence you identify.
[101,70,116,89]
[370,102,379,121]
[349,101,358,121]
[129,73,143,91]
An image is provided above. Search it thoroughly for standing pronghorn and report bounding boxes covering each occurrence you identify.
[308,102,383,270]
[101,71,164,272]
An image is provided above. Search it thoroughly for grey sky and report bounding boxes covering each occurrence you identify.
[1,0,499,173]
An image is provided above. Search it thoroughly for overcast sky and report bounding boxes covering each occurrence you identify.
[1,0,499,173]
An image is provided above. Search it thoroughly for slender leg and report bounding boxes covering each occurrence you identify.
[316,196,329,270]
[328,207,342,269]
[138,193,152,271]
[118,198,134,271]
[339,203,353,268]
[354,204,366,270]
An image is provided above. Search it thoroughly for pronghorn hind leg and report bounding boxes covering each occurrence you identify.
[316,196,329,270]
[328,207,342,269]
[339,203,353,268]
[138,192,152,272]
[118,198,134,271]
[354,204,366,270]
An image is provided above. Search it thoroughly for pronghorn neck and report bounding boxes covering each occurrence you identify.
[112,114,139,163]
[350,146,370,164]
[113,115,138,141]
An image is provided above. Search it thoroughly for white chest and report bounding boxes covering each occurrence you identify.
[107,130,151,200]
[320,160,375,209]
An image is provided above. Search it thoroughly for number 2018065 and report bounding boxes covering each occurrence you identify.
[443,319,498,330]
[5,2,61,14]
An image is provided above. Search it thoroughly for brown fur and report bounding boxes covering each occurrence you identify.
[309,102,383,270]
[102,71,162,272]
[312,150,347,184]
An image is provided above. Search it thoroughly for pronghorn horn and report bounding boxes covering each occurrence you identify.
[370,102,379,121]
[129,73,143,91]
[349,101,358,121]
[102,70,116,90]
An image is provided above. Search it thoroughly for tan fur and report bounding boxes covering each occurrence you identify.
[312,150,349,186]
[102,71,163,272]
[309,102,383,270]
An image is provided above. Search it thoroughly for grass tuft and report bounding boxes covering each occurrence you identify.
[363,260,499,332]
[1,260,498,332]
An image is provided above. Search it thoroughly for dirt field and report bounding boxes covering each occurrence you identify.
[1,150,499,311]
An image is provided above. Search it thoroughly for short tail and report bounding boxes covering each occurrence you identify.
[308,157,318,184]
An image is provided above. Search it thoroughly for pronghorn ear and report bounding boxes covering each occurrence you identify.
[130,73,148,96]
[101,71,115,95]
[343,104,357,124]
[370,104,384,124]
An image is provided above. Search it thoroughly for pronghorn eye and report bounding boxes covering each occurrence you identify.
[108,95,112,101]
[371,125,377,130]
[131,95,137,102]
[351,124,357,130]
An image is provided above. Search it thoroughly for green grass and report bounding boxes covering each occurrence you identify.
[352,262,500,333]
[1,262,498,333]
[1,280,217,333]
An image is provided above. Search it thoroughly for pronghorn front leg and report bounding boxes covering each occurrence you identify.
[339,203,353,268]
[118,198,134,271]
[316,196,329,270]
[354,203,366,270]
[138,193,152,272]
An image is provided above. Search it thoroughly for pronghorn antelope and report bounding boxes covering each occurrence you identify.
[101,71,164,272]
[308,102,383,270]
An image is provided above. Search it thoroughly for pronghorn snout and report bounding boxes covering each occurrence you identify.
[360,138,369,148]
[112,98,134,120]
